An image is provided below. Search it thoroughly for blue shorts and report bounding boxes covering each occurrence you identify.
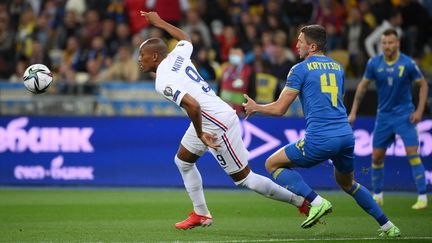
[373,113,419,149]
[284,134,355,174]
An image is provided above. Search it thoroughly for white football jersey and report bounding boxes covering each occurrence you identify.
[155,40,236,132]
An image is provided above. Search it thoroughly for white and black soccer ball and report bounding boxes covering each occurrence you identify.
[23,64,53,94]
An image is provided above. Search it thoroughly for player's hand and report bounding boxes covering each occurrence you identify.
[347,113,356,125]
[199,132,221,150]
[139,11,163,26]
[242,94,257,119]
[410,110,422,124]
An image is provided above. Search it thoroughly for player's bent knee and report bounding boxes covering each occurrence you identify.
[265,158,277,174]
[234,171,273,197]
[335,175,354,192]
[337,180,355,192]
[174,155,195,171]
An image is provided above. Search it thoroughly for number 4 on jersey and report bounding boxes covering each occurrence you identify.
[320,73,338,107]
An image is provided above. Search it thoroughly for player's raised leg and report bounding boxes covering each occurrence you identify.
[334,169,400,237]
[266,146,332,228]
[230,166,307,210]
[406,146,428,209]
[210,119,308,213]
[174,143,212,229]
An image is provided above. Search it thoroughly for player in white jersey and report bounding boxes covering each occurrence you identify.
[138,11,309,229]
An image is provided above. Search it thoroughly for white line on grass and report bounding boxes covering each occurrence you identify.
[162,236,432,243]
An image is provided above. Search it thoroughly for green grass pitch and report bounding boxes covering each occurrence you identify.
[0,188,431,242]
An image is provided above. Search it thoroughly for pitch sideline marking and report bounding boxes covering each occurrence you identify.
[163,236,432,243]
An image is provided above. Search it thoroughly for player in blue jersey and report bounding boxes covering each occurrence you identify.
[243,25,400,236]
[349,29,429,210]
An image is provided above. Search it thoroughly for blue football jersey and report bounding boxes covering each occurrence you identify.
[286,55,352,138]
[363,53,424,114]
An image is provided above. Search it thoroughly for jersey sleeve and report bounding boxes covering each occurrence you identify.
[155,72,187,107]
[409,59,424,83]
[285,64,303,92]
[170,40,193,59]
[363,58,375,81]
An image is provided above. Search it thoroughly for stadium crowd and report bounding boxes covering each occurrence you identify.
[0,0,431,99]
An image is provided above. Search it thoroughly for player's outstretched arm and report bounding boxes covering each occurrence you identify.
[140,11,191,42]
[348,78,370,124]
[411,79,429,123]
[243,88,297,119]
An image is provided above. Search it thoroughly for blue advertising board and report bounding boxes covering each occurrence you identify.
[0,116,431,191]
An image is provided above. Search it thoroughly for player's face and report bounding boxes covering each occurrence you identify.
[138,47,154,73]
[296,33,310,59]
[381,34,399,59]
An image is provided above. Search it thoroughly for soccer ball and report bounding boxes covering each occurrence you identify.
[23,64,53,94]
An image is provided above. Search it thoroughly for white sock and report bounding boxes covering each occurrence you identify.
[310,195,323,206]
[374,192,383,199]
[235,171,304,207]
[381,221,394,231]
[418,194,427,202]
[175,156,210,216]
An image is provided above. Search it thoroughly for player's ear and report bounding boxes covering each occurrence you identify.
[310,43,318,53]
[152,53,158,61]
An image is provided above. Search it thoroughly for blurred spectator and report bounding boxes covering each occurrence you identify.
[9,58,27,83]
[81,9,103,48]
[245,41,270,73]
[198,0,229,27]
[8,0,33,31]
[29,39,51,67]
[42,0,63,29]
[365,8,403,57]
[369,0,394,25]
[124,0,150,35]
[110,22,131,56]
[270,45,294,82]
[399,0,430,58]
[61,58,101,95]
[146,0,189,26]
[87,35,110,70]
[85,0,111,13]
[314,0,346,50]
[254,60,279,104]
[102,18,117,56]
[106,0,125,23]
[15,7,36,59]
[358,0,377,29]
[261,30,276,61]
[218,25,238,62]
[272,30,296,63]
[85,59,102,83]
[283,0,314,27]
[238,23,258,53]
[55,10,81,50]
[194,48,216,82]
[58,36,86,81]
[219,46,255,115]
[97,45,140,82]
[181,9,212,48]
[190,30,205,60]
[341,7,371,77]
[227,0,246,25]
[33,12,52,50]
[65,0,86,17]
[0,11,14,79]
